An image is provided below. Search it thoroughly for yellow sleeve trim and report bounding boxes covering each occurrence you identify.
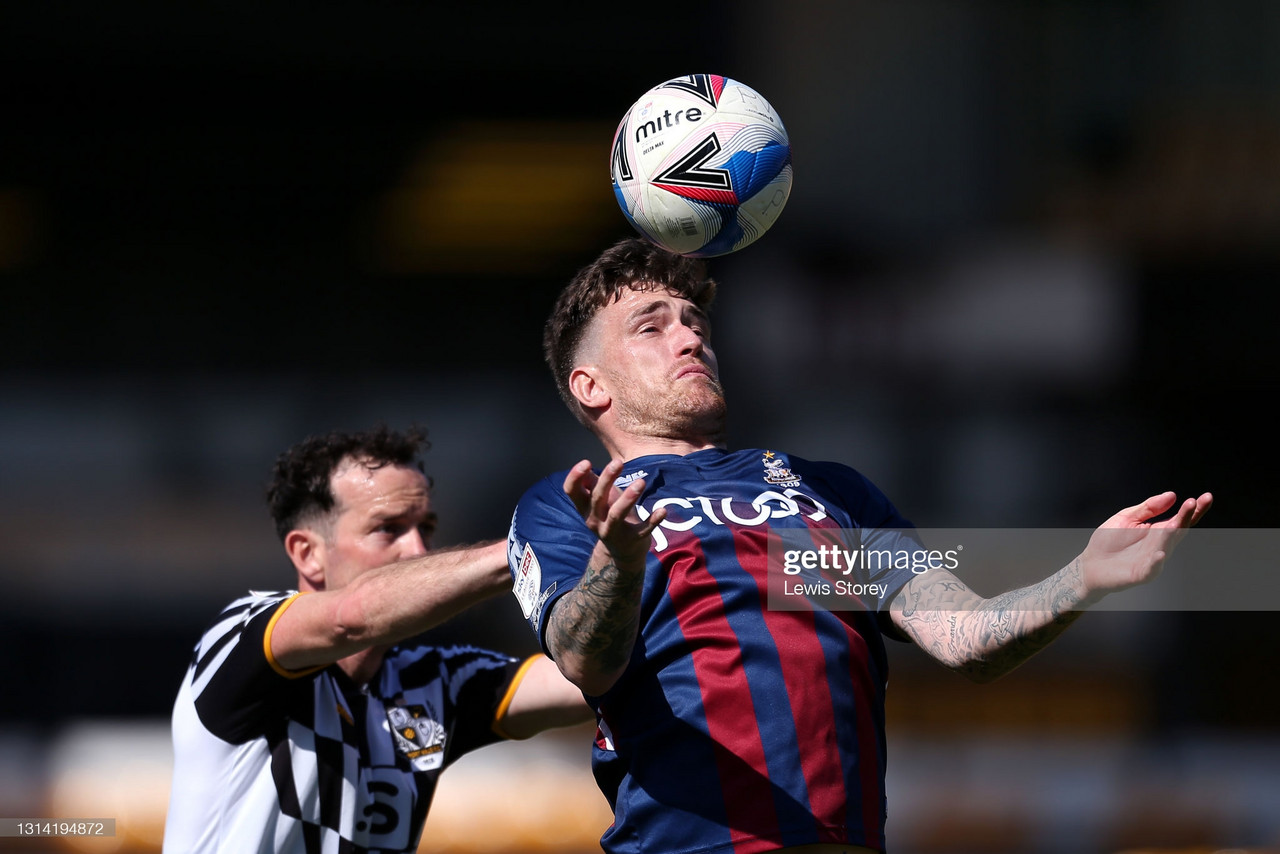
[263,592,328,679]
[490,655,541,740]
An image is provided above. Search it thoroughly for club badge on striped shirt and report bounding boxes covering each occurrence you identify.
[386,703,446,771]
[762,450,801,487]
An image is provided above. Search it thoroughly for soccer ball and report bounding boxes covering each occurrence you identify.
[610,74,792,257]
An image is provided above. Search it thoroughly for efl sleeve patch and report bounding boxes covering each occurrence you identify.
[512,542,542,619]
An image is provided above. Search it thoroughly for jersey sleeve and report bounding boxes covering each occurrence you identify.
[506,473,598,655]
[184,591,316,744]
[437,646,526,760]
[802,460,925,612]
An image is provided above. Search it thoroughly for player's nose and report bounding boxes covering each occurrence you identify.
[673,321,705,356]
[400,528,429,558]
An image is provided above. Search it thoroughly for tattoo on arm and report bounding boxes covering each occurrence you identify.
[548,550,644,678]
[896,558,1088,680]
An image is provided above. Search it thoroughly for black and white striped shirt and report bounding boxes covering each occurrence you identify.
[163,590,528,854]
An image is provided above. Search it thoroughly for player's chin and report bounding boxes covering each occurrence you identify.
[675,388,726,425]
[680,372,723,395]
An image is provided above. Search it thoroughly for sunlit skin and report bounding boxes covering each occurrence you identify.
[570,285,727,462]
[296,461,438,594]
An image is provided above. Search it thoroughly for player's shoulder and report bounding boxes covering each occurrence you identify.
[185,590,299,669]
[789,453,912,526]
[515,469,575,504]
[784,453,867,482]
[510,469,581,530]
[241,588,297,607]
[203,589,295,630]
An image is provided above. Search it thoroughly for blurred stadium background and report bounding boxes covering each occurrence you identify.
[1,1,1278,852]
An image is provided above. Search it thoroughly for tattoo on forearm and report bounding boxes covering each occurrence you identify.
[899,558,1088,679]
[549,555,643,676]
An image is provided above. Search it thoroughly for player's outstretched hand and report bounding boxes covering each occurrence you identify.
[1079,491,1213,601]
[563,459,666,565]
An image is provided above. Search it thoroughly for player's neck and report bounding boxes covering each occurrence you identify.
[606,432,724,463]
[337,646,387,686]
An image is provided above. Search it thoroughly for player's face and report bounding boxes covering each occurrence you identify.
[589,284,726,438]
[320,461,436,590]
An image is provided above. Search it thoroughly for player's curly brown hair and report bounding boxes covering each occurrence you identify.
[265,424,429,541]
[543,237,717,426]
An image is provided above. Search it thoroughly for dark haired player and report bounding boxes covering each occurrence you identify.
[507,238,1212,854]
[164,426,591,854]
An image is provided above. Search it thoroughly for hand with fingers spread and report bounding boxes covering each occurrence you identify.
[563,459,667,567]
[1079,490,1214,601]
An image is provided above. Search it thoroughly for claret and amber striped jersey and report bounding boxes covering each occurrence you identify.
[163,590,527,854]
[507,448,922,854]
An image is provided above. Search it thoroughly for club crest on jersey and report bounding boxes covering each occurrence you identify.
[761,451,801,487]
[386,703,446,771]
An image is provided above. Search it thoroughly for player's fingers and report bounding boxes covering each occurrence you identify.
[1120,491,1177,524]
[1155,493,1211,531]
[1152,497,1192,529]
[562,459,594,491]
[1158,494,1212,553]
[1151,496,1209,560]
[636,504,667,537]
[1187,492,1214,527]
[604,479,645,525]
[590,460,624,520]
[562,460,595,514]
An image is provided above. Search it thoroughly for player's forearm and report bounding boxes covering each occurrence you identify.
[895,559,1088,682]
[545,541,645,696]
[948,559,1089,681]
[271,541,509,673]
[335,540,511,645]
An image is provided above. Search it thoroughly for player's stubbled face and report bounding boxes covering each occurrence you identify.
[593,284,726,440]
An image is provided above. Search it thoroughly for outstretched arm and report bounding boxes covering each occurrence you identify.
[544,459,667,696]
[269,540,511,672]
[890,491,1212,682]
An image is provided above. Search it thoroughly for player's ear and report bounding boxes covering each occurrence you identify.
[569,365,611,413]
[284,528,327,591]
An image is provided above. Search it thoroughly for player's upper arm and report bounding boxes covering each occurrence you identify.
[190,593,314,742]
[493,655,594,740]
[507,477,598,654]
[264,590,353,674]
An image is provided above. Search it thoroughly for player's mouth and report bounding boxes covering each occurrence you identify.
[675,363,715,381]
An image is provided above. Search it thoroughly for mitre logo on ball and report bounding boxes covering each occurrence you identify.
[610,73,793,257]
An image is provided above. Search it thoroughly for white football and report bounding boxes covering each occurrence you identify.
[610,74,793,257]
